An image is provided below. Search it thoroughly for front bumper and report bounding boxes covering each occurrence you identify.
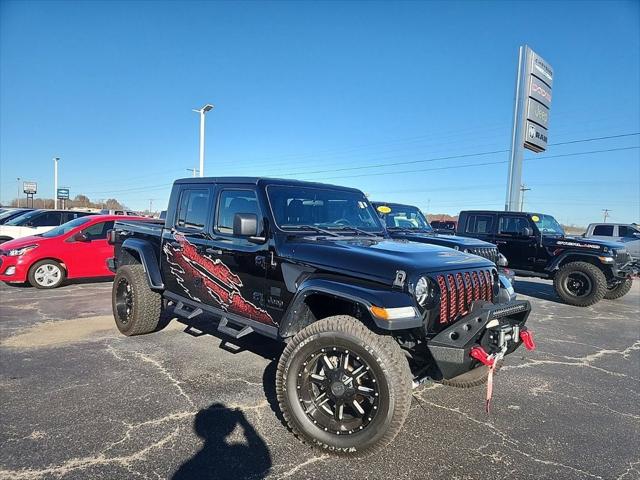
[0,255,29,283]
[427,300,531,380]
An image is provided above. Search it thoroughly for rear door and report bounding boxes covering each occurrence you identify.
[461,213,495,243]
[495,214,538,269]
[590,224,616,241]
[161,186,215,300]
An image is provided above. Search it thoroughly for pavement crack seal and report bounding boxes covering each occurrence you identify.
[106,345,195,407]
[412,396,604,480]
[273,455,330,480]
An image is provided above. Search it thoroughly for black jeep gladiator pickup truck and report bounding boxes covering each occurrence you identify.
[371,201,514,286]
[456,210,635,307]
[108,178,534,455]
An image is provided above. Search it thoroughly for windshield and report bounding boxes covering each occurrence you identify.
[0,210,23,221]
[376,204,432,231]
[41,216,92,238]
[5,209,42,226]
[531,214,564,235]
[267,185,384,233]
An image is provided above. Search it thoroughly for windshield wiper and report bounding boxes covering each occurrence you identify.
[282,225,340,237]
[327,226,379,237]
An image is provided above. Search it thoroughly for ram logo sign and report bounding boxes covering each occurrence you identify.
[522,48,553,153]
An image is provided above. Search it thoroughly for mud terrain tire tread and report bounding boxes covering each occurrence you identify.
[553,261,607,307]
[112,264,161,336]
[276,315,412,456]
[604,278,633,300]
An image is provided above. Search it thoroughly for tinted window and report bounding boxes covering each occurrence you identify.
[41,216,93,238]
[465,215,493,234]
[499,216,531,235]
[30,212,63,227]
[216,190,260,235]
[176,189,210,230]
[83,221,115,240]
[267,185,382,232]
[593,225,614,236]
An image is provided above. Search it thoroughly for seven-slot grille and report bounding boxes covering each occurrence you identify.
[435,269,494,324]
[614,250,632,266]
[468,247,499,263]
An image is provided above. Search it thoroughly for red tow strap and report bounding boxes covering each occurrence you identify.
[469,346,495,367]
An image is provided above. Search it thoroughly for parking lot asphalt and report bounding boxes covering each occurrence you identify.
[0,278,638,480]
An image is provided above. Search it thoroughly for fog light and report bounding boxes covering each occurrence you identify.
[4,266,16,276]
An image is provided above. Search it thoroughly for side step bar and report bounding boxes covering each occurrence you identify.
[174,301,203,320]
[217,317,254,340]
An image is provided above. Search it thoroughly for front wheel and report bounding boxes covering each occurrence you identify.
[28,260,66,289]
[276,316,412,456]
[553,261,607,307]
[604,278,633,300]
[112,264,161,336]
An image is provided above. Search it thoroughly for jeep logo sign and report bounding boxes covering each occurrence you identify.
[522,48,553,153]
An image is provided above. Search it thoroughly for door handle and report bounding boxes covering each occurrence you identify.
[206,248,223,255]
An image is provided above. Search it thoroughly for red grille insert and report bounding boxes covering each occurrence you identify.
[436,269,495,325]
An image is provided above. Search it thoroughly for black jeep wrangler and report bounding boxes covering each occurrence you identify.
[108,178,534,455]
[456,210,635,307]
[372,201,514,286]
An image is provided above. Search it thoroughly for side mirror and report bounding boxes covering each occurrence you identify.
[522,227,533,236]
[233,213,258,237]
[75,232,90,242]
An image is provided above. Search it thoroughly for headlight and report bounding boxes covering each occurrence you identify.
[415,276,431,306]
[7,245,38,256]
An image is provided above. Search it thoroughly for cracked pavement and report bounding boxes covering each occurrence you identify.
[0,278,638,479]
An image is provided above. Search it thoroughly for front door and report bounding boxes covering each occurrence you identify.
[65,220,115,277]
[495,215,538,270]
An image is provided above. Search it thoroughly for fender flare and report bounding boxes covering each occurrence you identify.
[120,238,164,290]
[278,277,421,337]
[546,251,609,273]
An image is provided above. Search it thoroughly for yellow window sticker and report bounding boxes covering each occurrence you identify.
[377,205,392,214]
[531,215,540,222]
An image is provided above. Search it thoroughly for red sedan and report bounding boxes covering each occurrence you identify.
[0,214,147,289]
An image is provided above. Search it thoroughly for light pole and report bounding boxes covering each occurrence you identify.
[186,168,198,177]
[16,177,21,207]
[602,209,611,223]
[53,157,60,209]
[192,104,214,177]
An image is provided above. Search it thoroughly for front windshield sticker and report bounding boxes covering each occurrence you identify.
[531,215,540,222]
[377,205,392,214]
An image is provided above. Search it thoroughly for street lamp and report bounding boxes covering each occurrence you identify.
[16,177,21,207]
[186,168,199,177]
[53,157,60,209]
[192,104,214,177]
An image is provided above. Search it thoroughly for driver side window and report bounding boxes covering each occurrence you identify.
[499,216,531,235]
[215,189,262,236]
[83,221,114,240]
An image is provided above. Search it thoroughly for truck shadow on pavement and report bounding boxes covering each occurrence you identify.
[172,402,272,480]
[514,279,565,304]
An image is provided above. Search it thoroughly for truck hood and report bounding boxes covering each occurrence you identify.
[389,231,494,248]
[279,236,494,285]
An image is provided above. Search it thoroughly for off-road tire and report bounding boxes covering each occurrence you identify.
[112,264,161,336]
[276,315,412,456]
[28,259,66,289]
[604,278,633,300]
[553,261,607,307]
[441,360,503,389]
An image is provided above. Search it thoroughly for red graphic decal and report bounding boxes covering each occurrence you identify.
[164,234,275,325]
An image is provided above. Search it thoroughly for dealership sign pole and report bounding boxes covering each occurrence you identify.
[505,45,553,211]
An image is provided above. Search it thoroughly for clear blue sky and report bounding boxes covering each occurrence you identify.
[1,0,639,225]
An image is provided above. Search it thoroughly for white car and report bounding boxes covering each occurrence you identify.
[0,210,94,243]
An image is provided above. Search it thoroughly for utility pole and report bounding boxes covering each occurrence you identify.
[148,199,154,214]
[16,178,21,207]
[186,168,198,177]
[192,104,214,177]
[602,209,611,223]
[519,184,532,211]
[53,157,60,209]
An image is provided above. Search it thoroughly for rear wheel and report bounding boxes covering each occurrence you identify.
[28,260,66,289]
[276,316,412,456]
[112,264,161,336]
[553,261,607,307]
[604,278,633,300]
